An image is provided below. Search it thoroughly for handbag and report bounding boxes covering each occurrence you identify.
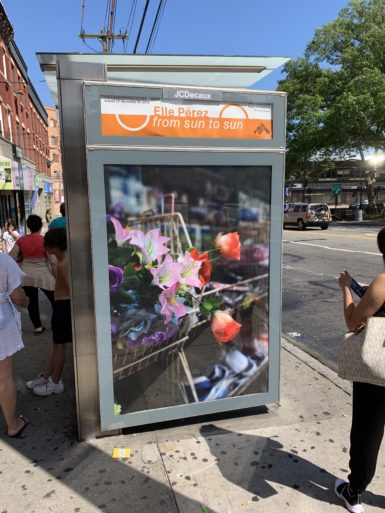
[338,317,385,386]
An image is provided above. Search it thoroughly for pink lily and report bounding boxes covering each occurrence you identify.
[178,251,202,289]
[110,217,131,246]
[151,255,181,289]
[159,282,186,324]
[129,228,170,264]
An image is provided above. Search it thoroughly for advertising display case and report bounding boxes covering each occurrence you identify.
[38,54,287,439]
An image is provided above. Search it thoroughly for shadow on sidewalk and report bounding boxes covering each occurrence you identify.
[1,296,215,513]
[199,424,385,509]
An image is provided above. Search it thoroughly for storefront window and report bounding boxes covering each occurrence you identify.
[103,164,271,416]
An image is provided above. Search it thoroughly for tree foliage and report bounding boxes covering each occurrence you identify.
[278,0,385,201]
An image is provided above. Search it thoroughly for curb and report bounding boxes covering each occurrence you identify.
[281,336,352,396]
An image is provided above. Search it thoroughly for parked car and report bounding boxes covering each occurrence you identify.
[283,202,331,230]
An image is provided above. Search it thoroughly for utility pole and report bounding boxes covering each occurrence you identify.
[79,0,128,53]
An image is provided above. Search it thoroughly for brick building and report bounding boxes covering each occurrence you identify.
[45,106,63,217]
[0,3,51,233]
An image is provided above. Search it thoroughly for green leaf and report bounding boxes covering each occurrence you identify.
[202,301,213,311]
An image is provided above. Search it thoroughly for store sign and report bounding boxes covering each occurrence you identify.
[22,166,34,191]
[43,181,53,193]
[0,158,12,190]
[12,161,23,190]
[101,97,272,140]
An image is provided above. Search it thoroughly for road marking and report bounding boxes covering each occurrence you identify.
[283,264,339,279]
[283,239,380,256]
[288,231,376,240]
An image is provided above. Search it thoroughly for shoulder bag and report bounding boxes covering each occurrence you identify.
[338,317,385,386]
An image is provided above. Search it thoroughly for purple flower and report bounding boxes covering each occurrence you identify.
[111,320,118,335]
[109,265,124,293]
[140,323,179,348]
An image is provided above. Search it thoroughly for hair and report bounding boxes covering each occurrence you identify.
[377,227,385,264]
[60,202,65,216]
[44,228,67,251]
[27,214,42,233]
[6,220,15,231]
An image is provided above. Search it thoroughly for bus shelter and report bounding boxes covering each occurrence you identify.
[38,54,288,440]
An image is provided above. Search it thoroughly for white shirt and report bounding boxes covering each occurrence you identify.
[3,230,19,254]
[0,253,25,360]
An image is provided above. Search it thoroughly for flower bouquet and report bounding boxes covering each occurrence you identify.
[107,215,243,379]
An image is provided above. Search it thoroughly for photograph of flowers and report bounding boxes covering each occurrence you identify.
[104,164,271,416]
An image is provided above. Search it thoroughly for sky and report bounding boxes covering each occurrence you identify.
[2,0,350,106]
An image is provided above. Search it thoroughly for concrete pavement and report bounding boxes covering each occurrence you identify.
[1,296,385,513]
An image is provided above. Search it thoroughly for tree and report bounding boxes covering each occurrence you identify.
[279,0,385,205]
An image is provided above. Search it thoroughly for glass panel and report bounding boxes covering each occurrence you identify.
[103,164,271,416]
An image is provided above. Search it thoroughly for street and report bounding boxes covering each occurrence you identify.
[282,223,384,370]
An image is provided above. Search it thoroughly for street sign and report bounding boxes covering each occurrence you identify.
[332,183,342,195]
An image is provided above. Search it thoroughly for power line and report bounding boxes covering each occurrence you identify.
[145,0,167,54]
[80,0,86,32]
[103,0,111,31]
[123,0,138,52]
[133,0,151,54]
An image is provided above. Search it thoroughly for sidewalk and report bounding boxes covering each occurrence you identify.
[1,299,385,513]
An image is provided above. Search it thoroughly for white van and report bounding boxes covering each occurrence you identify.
[283,202,331,230]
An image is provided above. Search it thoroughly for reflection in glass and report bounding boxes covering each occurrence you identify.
[103,165,271,416]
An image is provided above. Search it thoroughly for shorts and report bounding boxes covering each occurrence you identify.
[51,299,72,344]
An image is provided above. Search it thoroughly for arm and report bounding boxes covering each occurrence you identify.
[48,254,57,278]
[10,285,29,308]
[11,230,20,241]
[8,244,20,260]
[339,271,385,331]
[1,239,5,253]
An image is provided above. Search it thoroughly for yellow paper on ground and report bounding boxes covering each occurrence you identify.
[112,448,131,458]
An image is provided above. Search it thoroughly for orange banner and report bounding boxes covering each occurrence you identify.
[101,98,273,140]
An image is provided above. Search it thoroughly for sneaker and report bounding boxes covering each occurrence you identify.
[33,377,64,396]
[334,479,363,513]
[26,373,48,390]
[34,326,45,335]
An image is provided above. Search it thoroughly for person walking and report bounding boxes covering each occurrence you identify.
[2,221,20,255]
[0,252,29,437]
[49,202,66,230]
[9,215,55,334]
[26,228,72,396]
[335,226,385,513]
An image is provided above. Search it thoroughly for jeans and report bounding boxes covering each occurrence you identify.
[23,286,54,329]
[349,381,385,492]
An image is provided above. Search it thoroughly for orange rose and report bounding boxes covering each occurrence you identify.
[189,248,212,286]
[215,232,241,260]
[211,311,242,344]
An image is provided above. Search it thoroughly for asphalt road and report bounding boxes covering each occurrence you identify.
[282,223,384,371]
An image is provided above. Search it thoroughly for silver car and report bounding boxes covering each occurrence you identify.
[283,202,331,230]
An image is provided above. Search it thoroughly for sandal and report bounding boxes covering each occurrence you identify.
[8,415,29,438]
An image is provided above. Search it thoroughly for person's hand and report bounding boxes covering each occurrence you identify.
[339,270,352,289]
